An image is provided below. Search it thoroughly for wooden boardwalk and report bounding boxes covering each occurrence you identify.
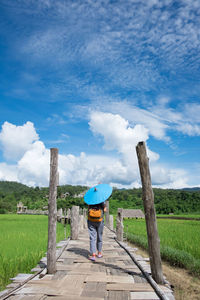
[5,227,174,300]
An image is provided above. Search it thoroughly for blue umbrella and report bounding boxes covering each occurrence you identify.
[84,184,112,205]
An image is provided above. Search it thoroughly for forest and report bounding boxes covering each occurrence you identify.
[0,181,200,215]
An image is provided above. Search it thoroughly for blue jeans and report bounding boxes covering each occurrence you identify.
[87,220,104,254]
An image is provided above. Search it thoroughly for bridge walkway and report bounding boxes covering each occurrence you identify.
[7,227,174,300]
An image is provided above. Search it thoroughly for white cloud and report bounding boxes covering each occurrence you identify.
[0,121,39,161]
[98,102,170,141]
[15,0,200,94]
[182,103,200,124]
[89,111,185,187]
[150,164,188,188]
[98,100,200,141]
[17,141,50,186]
[175,123,200,136]
[149,100,200,136]
[0,163,18,182]
[0,118,191,189]
[89,111,149,151]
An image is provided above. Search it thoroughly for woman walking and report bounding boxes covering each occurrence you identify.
[84,184,112,261]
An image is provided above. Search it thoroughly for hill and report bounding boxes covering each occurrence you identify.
[0,181,200,215]
[182,187,200,191]
[0,181,87,213]
[109,187,200,214]
[0,181,30,194]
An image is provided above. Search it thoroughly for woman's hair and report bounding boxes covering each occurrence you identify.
[89,202,105,209]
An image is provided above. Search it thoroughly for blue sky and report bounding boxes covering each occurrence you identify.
[0,0,200,188]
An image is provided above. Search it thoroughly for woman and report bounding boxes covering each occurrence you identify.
[87,202,106,261]
[83,184,112,261]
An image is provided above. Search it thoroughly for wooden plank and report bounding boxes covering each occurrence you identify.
[14,286,61,295]
[45,296,104,300]
[58,274,86,295]
[91,264,106,272]
[10,274,33,281]
[52,270,68,280]
[85,275,134,283]
[56,265,75,271]
[108,268,126,276]
[107,283,154,291]
[73,258,92,263]
[77,263,92,269]
[69,270,106,276]
[158,285,173,292]
[107,290,130,300]
[133,275,147,284]
[9,295,44,300]
[6,283,20,288]
[63,258,74,265]
[130,291,159,299]
[81,282,106,298]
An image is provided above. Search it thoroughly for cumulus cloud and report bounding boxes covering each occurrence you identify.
[95,99,200,143]
[0,121,39,161]
[0,118,190,188]
[94,102,170,142]
[89,111,149,152]
[0,163,18,182]
[88,111,193,188]
[17,141,50,186]
[89,111,176,186]
[150,164,188,188]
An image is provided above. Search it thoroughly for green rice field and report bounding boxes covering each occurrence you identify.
[157,213,200,219]
[124,218,200,277]
[0,214,70,291]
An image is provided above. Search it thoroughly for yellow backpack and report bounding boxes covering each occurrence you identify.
[88,208,103,222]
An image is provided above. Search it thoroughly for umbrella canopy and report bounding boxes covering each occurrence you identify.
[84,184,112,205]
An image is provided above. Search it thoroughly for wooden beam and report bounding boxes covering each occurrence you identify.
[47,148,58,274]
[105,200,110,227]
[136,141,164,284]
[71,206,79,240]
[116,208,123,241]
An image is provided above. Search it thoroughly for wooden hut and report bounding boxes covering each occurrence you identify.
[122,209,144,219]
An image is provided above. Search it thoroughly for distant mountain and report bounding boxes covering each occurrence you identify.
[181,187,200,192]
[1,181,200,215]
[0,181,31,194]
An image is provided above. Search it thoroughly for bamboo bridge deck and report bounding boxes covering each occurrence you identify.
[4,227,174,300]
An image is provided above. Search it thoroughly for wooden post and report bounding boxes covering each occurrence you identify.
[67,208,71,223]
[71,206,79,240]
[57,208,63,222]
[83,208,88,229]
[116,208,123,241]
[79,215,84,232]
[109,215,114,231]
[47,148,58,274]
[105,200,110,227]
[136,141,164,284]
[64,208,67,240]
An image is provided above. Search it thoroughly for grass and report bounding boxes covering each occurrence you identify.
[157,213,200,219]
[0,214,70,291]
[123,218,200,277]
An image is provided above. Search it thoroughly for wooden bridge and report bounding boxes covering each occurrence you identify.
[0,144,176,299]
[2,227,174,300]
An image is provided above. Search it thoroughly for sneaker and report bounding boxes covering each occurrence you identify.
[89,255,96,261]
[97,253,103,258]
